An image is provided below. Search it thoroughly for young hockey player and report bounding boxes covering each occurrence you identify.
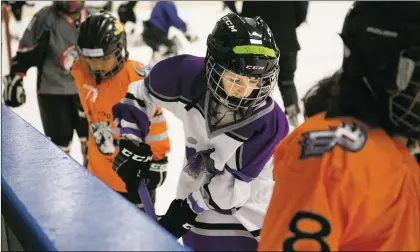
[72,12,170,206]
[2,1,89,165]
[112,13,289,250]
[259,2,420,251]
[142,1,198,66]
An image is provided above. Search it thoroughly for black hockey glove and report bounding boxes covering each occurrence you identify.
[2,73,26,107]
[147,157,168,190]
[158,199,198,239]
[112,139,153,193]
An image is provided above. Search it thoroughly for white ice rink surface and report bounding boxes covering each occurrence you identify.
[1,1,354,215]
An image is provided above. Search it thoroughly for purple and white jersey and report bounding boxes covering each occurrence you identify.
[113,55,289,239]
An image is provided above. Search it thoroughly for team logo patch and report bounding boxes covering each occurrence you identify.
[299,122,367,159]
[183,147,217,178]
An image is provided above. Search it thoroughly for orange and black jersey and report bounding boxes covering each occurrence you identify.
[259,113,419,251]
[71,59,170,192]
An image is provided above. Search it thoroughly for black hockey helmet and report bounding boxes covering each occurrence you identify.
[205,12,280,111]
[77,11,128,81]
[53,1,85,15]
[340,2,420,140]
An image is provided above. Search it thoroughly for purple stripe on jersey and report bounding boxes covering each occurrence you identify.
[187,194,205,214]
[225,166,252,183]
[237,104,288,179]
[112,102,151,142]
[183,231,257,251]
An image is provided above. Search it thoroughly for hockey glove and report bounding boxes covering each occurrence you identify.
[158,199,198,239]
[112,139,153,193]
[2,73,26,107]
[147,157,168,190]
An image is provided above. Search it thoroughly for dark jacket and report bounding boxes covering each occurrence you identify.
[240,1,308,52]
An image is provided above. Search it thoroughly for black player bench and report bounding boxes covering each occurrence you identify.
[1,104,188,251]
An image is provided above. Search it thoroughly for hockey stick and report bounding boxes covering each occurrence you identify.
[2,3,12,69]
[137,179,157,220]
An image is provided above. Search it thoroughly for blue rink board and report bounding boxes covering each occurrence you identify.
[1,105,188,251]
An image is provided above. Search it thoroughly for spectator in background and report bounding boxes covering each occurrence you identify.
[232,1,309,128]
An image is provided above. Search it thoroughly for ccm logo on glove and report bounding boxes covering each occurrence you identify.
[121,148,153,162]
[182,223,193,230]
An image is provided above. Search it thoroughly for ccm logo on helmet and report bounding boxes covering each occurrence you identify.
[246,65,264,70]
[122,148,153,162]
[222,16,237,32]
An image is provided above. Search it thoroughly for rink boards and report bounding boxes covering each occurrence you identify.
[1,105,188,251]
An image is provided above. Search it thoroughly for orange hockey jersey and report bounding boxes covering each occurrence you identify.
[71,59,170,193]
[259,113,419,251]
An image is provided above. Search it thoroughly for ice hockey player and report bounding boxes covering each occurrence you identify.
[142,1,198,66]
[112,13,289,250]
[259,2,420,251]
[71,12,170,207]
[303,71,420,166]
[2,1,89,165]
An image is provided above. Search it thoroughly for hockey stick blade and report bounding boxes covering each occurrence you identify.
[137,179,157,220]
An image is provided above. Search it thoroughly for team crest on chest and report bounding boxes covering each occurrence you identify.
[299,122,367,159]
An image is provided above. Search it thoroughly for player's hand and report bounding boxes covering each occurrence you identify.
[112,139,153,193]
[158,199,198,239]
[147,156,168,190]
[2,73,26,107]
[285,104,301,128]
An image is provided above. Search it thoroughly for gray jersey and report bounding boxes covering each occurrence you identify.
[15,5,88,95]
